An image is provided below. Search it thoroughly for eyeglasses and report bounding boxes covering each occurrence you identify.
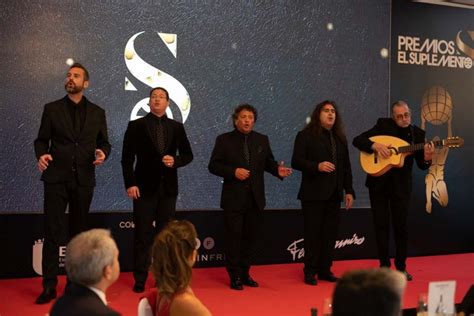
[394,112,411,120]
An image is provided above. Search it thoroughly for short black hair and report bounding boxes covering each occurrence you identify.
[69,63,89,81]
[150,87,170,101]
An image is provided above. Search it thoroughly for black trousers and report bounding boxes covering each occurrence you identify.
[302,198,340,276]
[369,188,410,271]
[42,179,94,289]
[223,188,262,280]
[133,185,176,285]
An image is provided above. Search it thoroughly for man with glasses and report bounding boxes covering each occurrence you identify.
[352,100,434,281]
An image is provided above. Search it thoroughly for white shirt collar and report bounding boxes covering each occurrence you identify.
[87,286,107,305]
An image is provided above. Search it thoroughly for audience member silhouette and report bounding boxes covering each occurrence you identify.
[332,268,406,316]
[50,229,121,316]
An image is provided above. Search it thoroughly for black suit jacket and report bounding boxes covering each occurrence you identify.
[50,283,120,316]
[121,113,193,196]
[291,128,355,201]
[352,118,429,196]
[208,130,281,210]
[34,96,111,186]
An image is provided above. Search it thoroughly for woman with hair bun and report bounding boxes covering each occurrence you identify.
[138,220,212,316]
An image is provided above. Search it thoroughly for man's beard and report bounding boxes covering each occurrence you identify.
[65,82,83,94]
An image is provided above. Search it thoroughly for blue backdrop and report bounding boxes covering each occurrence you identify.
[0,0,390,212]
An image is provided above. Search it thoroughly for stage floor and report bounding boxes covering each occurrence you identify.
[0,253,473,316]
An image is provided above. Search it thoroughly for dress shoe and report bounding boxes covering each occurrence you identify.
[400,270,413,281]
[230,277,243,290]
[133,282,145,293]
[35,288,57,304]
[304,274,317,286]
[242,276,259,287]
[318,272,338,282]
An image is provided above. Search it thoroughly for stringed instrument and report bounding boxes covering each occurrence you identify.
[360,135,463,176]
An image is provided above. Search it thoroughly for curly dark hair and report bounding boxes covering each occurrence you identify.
[232,103,257,128]
[304,100,347,144]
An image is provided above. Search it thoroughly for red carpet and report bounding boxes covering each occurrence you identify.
[0,253,472,316]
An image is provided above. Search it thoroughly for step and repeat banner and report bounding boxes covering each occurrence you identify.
[0,210,377,278]
[1,209,472,279]
[390,0,473,254]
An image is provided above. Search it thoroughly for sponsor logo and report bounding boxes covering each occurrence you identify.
[287,238,305,261]
[195,236,225,263]
[32,239,66,276]
[202,237,215,250]
[119,221,135,229]
[196,253,226,262]
[397,32,473,69]
[334,233,365,249]
[287,233,366,261]
[119,221,156,229]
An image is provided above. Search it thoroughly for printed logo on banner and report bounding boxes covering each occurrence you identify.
[119,221,157,229]
[119,221,135,229]
[287,233,366,261]
[287,238,305,261]
[196,236,225,263]
[397,30,473,69]
[334,233,365,249]
[124,31,191,122]
[32,239,66,276]
[420,86,461,213]
[202,237,215,250]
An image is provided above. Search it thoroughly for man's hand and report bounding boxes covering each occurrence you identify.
[423,141,435,162]
[162,155,175,168]
[127,186,140,199]
[372,142,392,159]
[278,161,292,178]
[235,168,250,181]
[345,194,354,210]
[93,149,106,165]
[318,161,335,173]
[38,154,53,172]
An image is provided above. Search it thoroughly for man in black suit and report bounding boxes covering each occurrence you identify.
[34,63,111,304]
[208,103,292,290]
[353,100,434,281]
[50,229,121,316]
[121,87,193,293]
[291,100,355,286]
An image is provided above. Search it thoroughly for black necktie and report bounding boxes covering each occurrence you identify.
[329,130,337,165]
[243,135,250,166]
[74,106,81,136]
[156,119,165,155]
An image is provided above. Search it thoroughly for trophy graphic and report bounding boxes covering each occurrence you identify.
[420,86,453,213]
